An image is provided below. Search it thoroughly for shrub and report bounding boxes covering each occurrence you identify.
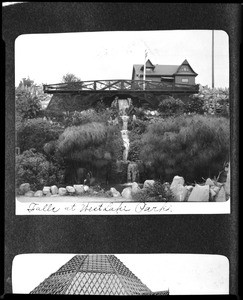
[132,181,174,202]
[57,122,124,164]
[139,115,230,182]
[158,96,185,116]
[16,89,42,120]
[17,118,64,153]
[16,149,65,190]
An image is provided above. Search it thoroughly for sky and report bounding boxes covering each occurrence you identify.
[14,30,229,88]
[12,253,229,295]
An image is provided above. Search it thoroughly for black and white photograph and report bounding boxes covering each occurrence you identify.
[3,3,239,298]
[14,30,230,215]
[12,253,229,295]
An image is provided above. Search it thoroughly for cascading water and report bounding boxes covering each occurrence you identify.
[117,99,131,161]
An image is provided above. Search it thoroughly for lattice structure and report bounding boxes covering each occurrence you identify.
[30,254,169,295]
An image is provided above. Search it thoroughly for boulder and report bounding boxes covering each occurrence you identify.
[110,187,121,197]
[45,192,52,197]
[34,190,43,197]
[143,180,155,189]
[209,188,217,199]
[215,186,226,202]
[73,185,85,195]
[186,185,194,191]
[58,187,67,196]
[43,186,51,195]
[19,183,30,195]
[84,185,90,192]
[51,185,58,195]
[66,186,75,194]
[205,178,215,186]
[131,182,141,195]
[187,184,209,202]
[170,176,185,188]
[24,191,34,197]
[171,183,188,202]
[121,187,133,200]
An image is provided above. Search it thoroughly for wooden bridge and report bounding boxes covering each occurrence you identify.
[44,79,199,111]
[43,79,199,94]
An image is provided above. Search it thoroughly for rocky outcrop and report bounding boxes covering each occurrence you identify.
[121,187,133,199]
[187,184,209,202]
[19,183,30,195]
[110,187,121,197]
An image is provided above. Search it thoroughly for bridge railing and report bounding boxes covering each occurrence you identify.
[43,80,199,93]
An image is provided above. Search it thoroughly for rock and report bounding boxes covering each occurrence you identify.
[186,185,194,191]
[187,184,209,202]
[50,194,58,197]
[110,187,121,197]
[210,188,217,198]
[19,183,30,195]
[66,186,75,194]
[205,178,215,186]
[131,182,141,195]
[143,180,155,189]
[45,192,52,197]
[171,183,188,202]
[51,185,58,195]
[34,190,43,197]
[58,187,67,196]
[73,184,85,195]
[215,186,226,202]
[84,185,90,192]
[211,185,220,194]
[121,187,133,199]
[170,176,185,188]
[24,191,34,197]
[43,186,51,195]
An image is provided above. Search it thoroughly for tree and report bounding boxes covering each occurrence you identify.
[139,115,230,183]
[56,121,124,183]
[61,73,81,83]
[15,89,42,120]
[16,149,65,190]
[17,118,64,153]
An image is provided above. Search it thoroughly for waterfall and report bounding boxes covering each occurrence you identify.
[116,99,131,161]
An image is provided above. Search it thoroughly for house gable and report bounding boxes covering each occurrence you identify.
[175,59,198,76]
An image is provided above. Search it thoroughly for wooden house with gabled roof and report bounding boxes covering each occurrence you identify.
[132,59,198,86]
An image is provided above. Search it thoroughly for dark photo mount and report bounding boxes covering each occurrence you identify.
[3,2,240,297]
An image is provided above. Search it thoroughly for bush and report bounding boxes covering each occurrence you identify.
[57,121,124,164]
[16,149,65,190]
[132,181,174,202]
[139,115,230,182]
[158,96,185,116]
[17,118,64,153]
[16,89,42,120]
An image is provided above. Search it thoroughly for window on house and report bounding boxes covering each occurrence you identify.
[181,78,189,83]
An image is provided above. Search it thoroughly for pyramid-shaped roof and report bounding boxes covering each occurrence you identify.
[30,254,169,295]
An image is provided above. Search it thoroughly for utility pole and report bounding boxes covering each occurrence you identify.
[143,49,148,90]
[212,30,214,89]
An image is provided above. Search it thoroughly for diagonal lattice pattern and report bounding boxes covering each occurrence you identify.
[30,254,169,295]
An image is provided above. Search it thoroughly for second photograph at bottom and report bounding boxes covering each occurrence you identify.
[12,253,229,295]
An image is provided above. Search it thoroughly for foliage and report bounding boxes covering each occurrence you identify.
[132,181,174,202]
[61,73,81,83]
[16,149,65,190]
[17,118,64,153]
[16,89,42,120]
[139,115,230,182]
[183,96,205,114]
[158,96,185,116]
[193,85,229,116]
[57,122,124,165]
